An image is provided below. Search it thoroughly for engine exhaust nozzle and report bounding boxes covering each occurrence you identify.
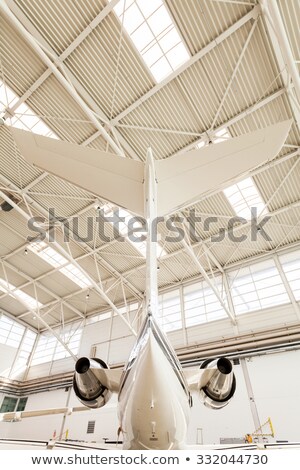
[75,357,90,374]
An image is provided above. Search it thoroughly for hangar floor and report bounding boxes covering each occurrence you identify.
[0,439,299,451]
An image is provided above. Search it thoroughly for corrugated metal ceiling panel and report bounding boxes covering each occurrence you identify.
[14,0,107,55]
[0,15,47,95]
[64,10,155,118]
[278,0,300,72]
[166,0,253,55]
[0,126,43,188]
[1,1,300,328]
[26,75,97,143]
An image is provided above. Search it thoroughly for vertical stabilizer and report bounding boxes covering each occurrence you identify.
[144,148,158,316]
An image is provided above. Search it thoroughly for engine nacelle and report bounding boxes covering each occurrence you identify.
[199,357,236,410]
[73,357,112,409]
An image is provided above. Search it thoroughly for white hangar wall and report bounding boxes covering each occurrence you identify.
[0,348,299,444]
[15,301,300,385]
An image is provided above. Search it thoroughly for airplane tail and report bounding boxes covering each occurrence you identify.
[9,120,292,217]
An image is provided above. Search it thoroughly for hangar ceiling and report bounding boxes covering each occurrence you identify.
[0,0,299,331]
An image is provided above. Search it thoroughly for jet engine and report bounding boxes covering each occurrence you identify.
[199,357,236,410]
[73,357,112,409]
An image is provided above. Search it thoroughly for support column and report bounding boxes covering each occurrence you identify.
[240,358,263,443]
[59,386,72,441]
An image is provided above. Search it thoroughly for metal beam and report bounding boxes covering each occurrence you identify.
[174,87,287,156]
[179,210,225,273]
[5,148,295,298]
[0,0,124,156]
[107,194,300,287]
[240,358,263,443]
[210,16,259,129]
[260,0,300,127]
[181,238,237,324]
[0,171,143,302]
[1,259,85,319]
[116,123,203,137]
[110,5,260,125]
[78,85,288,164]
[0,262,78,359]
[223,152,300,266]
[2,0,140,161]
[273,254,300,320]
[212,1,256,5]
[0,190,137,336]
[0,306,38,332]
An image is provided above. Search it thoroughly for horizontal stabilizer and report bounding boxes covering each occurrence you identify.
[10,120,291,218]
[156,120,292,216]
[9,127,144,216]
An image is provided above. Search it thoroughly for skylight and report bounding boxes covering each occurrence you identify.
[30,241,67,268]
[29,242,92,288]
[213,128,231,143]
[0,278,43,311]
[101,203,167,258]
[0,81,19,109]
[111,0,190,82]
[158,288,182,332]
[194,129,266,220]
[196,128,231,149]
[59,265,92,288]
[0,80,58,139]
[223,177,267,220]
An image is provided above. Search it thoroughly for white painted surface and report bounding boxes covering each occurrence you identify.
[247,350,300,442]
[1,349,300,444]
[24,301,300,381]
[0,389,67,440]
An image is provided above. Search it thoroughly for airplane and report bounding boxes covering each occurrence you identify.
[0,120,291,449]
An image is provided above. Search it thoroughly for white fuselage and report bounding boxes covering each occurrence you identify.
[118,320,190,450]
[118,149,191,449]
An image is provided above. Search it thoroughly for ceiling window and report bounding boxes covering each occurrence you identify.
[0,313,25,348]
[196,140,206,149]
[86,301,139,325]
[279,250,300,301]
[0,278,43,311]
[183,277,227,327]
[0,80,58,139]
[29,242,66,268]
[53,322,82,361]
[111,0,190,82]
[196,128,231,149]
[194,127,268,221]
[31,322,82,365]
[228,259,290,314]
[158,289,182,332]
[223,177,267,220]
[9,329,37,378]
[29,241,92,289]
[213,128,231,143]
[0,81,19,109]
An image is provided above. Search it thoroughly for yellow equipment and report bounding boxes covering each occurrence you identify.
[252,417,275,438]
